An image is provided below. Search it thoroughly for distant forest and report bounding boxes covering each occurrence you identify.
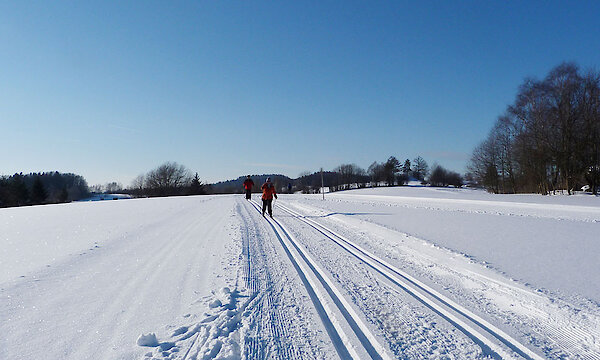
[0,172,89,208]
[0,156,442,208]
[469,62,600,195]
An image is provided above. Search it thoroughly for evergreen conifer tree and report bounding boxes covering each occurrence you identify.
[412,156,429,182]
[189,173,205,195]
[31,176,48,204]
[384,156,400,186]
[402,159,411,176]
[59,186,69,203]
[11,174,29,206]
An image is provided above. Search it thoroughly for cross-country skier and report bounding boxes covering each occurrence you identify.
[261,177,277,217]
[243,175,254,200]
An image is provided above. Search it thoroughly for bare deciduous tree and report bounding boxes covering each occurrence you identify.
[131,174,145,194]
[470,62,600,194]
[368,161,385,186]
[145,162,192,196]
[105,182,123,193]
[333,163,366,190]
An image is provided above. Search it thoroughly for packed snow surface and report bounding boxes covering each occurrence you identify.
[1,187,599,359]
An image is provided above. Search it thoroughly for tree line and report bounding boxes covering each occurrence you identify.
[197,155,450,196]
[0,157,462,208]
[0,162,208,209]
[127,162,206,197]
[468,62,600,195]
[293,155,460,194]
[0,172,89,208]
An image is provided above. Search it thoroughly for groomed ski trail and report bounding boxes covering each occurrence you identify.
[275,201,545,360]
[247,199,393,360]
[137,198,331,360]
[237,200,310,360]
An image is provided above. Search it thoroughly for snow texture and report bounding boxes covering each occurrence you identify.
[1,188,599,359]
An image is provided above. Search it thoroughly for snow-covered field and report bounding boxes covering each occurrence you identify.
[1,187,599,359]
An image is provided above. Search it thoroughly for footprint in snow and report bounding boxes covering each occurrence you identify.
[137,286,247,360]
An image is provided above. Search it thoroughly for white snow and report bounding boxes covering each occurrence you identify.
[288,186,600,301]
[137,333,159,347]
[1,187,599,359]
[1,196,242,359]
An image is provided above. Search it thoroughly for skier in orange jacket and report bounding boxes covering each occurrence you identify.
[261,177,278,217]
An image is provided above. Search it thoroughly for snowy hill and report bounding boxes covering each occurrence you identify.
[1,188,599,359]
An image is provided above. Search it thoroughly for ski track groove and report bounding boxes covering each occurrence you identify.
[238,200,303,360]
[328,207,600,360]
[279,210,484,359]
[534,313,600,360]
[248,199,392,360]
[465,267,600,360]
[276,201,546,360]
[282,200,600,360]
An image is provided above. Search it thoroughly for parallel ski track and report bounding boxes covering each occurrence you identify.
[238,201,302,360]
[247,199,392,360]
[180,201,301,360]
[276,202,545,360]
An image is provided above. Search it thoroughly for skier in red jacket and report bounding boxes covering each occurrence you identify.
[243,175,254,200]
[261,177,277,217]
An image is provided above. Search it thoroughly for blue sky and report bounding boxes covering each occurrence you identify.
[2,1,599,186]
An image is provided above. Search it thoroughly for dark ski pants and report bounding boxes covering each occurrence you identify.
[245,189,252,200]
[262,199,273,216]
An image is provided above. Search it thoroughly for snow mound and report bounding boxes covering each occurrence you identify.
[136,333,158,347]
[209,299,222,308]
